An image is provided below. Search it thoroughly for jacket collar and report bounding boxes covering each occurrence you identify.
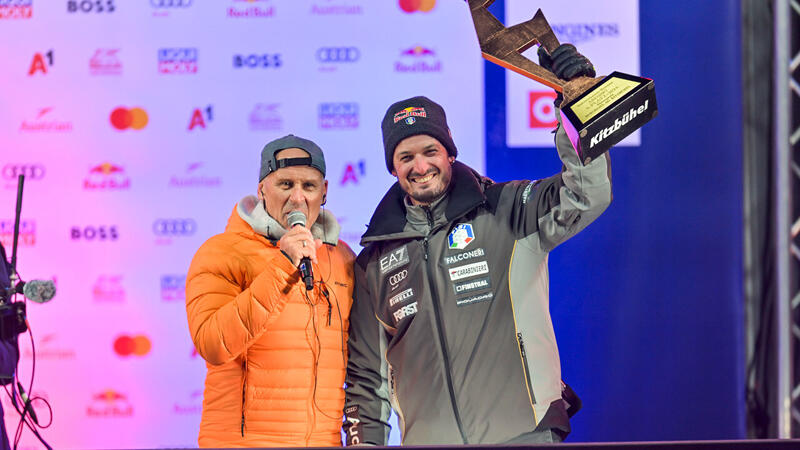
[232,195,340,245]
[361,161,487,244]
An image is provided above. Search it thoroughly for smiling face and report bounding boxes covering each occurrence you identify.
[391,134,454,206]
[258,147,328,229]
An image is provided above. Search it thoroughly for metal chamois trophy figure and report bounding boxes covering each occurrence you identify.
[468,0,658,164]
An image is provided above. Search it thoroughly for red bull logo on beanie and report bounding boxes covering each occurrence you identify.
[393,106,426,125]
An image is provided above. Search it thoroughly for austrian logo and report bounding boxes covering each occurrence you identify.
[448,223,474,250]
[249,103,282,130]
[310,1,362,15]
[20,107,73,132]
[83,163,130,190]
[169,162,222,188]
[393,106,426,125]
[90,49,122,75]
[173,390,202,415]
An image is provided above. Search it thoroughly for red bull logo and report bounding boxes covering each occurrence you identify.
[87,390,133,417]
[84,163,130,190]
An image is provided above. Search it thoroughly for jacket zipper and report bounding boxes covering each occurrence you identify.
[240,359,247,437]
[423,209,468,444]
[516,333,537,405]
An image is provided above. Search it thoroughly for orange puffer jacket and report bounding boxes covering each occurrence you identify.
[186,200,355,448]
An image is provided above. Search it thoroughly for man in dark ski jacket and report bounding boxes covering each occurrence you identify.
[344,44,611,445]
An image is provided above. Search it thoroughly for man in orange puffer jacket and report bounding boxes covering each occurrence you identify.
[186,135,356,447]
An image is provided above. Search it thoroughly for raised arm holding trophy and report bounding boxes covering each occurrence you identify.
[468,0,657,163]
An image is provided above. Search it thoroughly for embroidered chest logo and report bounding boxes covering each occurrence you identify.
[448,223,475,250]
[379,245,409,274]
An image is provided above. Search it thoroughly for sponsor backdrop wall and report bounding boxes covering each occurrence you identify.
[490,0,745,442]
[0,1,485,448]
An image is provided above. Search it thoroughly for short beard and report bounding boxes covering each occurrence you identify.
[408,172,452,206]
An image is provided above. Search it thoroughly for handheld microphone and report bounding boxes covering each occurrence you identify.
[1,279,55,304]
[287,211,314,291]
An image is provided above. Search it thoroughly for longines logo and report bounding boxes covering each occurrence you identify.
[67,0,115,13]
[70,225,119,241]
[395,46,441,73]
[90,49,122,75]
[318,102,358,129]
[552,22,619,44]
[158,48,197,74]
[228,0,274,18]
[0,220,35,248]
[249,103,282,131]
[0,0,32,19]
[93,275,125,302]
[310,1,362,15]
[169,162,221,188]
[87,390,133,418]
[83,163,131,190]
[20,107,73,133]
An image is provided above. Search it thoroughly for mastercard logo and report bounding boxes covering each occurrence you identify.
[399,0,435,13]
[113,334,151,357]
[110,107,148,130]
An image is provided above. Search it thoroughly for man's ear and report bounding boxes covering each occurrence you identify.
[391,170,397,177]
[322,180,328,205]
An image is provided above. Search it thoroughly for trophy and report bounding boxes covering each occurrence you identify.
[468,0,658,164]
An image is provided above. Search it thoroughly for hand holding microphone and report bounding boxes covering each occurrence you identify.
[280,211,321,290]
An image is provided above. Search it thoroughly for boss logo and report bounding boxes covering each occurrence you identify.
[67,0,116,13]
[388,270,407,287]
[150,0,192,7]
[152,219,196,236]
[316,47,360,63]
[233,54,282,69]
[2,164,45,180]
[71,226,119,241]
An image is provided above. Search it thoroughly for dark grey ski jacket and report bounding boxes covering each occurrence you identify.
[343,122,612,445]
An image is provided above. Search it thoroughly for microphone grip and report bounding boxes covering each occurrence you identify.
[299,257,314,291]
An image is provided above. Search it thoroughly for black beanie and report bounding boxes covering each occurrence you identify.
[381,96,458,173]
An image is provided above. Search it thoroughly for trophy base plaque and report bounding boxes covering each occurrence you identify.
[559,71,658,164]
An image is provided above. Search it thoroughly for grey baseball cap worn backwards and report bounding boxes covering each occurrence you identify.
[259,134,326,181]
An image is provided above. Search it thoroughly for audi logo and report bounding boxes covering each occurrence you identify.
[316,47,360,63]
[2,164,45,180]
[389,270,408,286]
[152,219,197,236]
[150,0,192,7]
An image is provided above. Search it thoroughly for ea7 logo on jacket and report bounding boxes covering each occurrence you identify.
[448,223,474,250]
[379,245,408,274]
